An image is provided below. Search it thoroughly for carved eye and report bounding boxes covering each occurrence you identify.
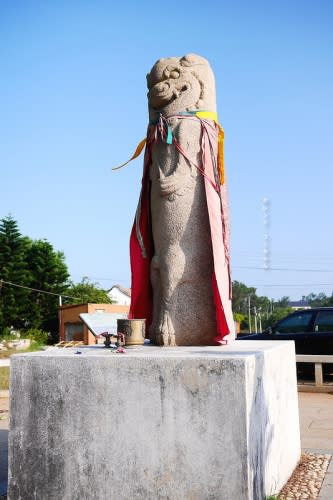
[164,66,180,79]
[170,70,180,79]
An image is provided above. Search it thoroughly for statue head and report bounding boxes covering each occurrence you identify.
[147,53,216,122]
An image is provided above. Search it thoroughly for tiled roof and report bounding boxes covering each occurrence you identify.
[109,284,132,297]
[288,300,310,308]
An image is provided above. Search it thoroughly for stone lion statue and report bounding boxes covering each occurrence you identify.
[128,54,235,346]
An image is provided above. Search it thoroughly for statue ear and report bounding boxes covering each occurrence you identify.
[180,54,203,67]
[180,54,197,67]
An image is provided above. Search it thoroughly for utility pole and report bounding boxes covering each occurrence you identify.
[248,296,252,332]
[254,306,258,333]
[58,295,63,343]
[258,308,262,332]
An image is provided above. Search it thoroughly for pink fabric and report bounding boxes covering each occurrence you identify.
[129,116,234,342]
[199,120,234,342]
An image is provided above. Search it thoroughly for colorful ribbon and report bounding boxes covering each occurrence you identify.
[112,138,146,170]
[112,111,225,185]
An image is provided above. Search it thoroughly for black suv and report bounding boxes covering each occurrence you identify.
[238,307,333,355]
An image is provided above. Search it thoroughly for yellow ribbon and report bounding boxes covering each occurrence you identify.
[194,111,218,121]
[217,124,225,185]
[195,111,225,185]
[112,138,146,170]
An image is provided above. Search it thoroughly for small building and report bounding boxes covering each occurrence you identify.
[59,303,130,345]
[107,285,131,306]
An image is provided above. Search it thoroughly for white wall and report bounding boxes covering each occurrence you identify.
[108,288,131,305]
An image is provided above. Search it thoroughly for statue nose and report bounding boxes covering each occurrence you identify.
[153,81,170,93]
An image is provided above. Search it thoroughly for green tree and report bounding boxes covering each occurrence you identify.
[25,239,70,332]
[232,281,256,315]
[64,277,112,305]
[251,294,271,317]
[262,307,293,330]
[275,296,290,308]
[232,281,265,332]
[0,215,31,331]
[304,292,333,307]
[324,294,333,306]
[232,281,290,332]
[0,216,71,340]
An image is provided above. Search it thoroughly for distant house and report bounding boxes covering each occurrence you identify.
[59,303,129,345]
[288,300,311,310]
[107,284,131,306]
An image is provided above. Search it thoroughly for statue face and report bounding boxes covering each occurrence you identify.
[146,54,216,121]
[147,58,202,112]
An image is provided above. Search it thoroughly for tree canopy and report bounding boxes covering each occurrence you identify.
[304,292,333,307]
[0,215,114,339]
[24,239,70,332]
[64,277,112,305]
[0,215,70,336]
[0,215,31,331]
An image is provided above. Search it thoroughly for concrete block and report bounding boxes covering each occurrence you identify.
[8,341,300,499]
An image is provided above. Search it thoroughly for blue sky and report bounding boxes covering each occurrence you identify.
[1,0,332,300]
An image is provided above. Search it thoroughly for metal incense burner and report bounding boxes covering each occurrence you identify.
[117,319,145,346]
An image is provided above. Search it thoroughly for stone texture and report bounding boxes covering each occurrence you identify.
[0,396,8,497]
[319,456,333,499]
[279,453,331,499]
[8,341,300,499]
[146,54,233,346]
[299,392,333,450]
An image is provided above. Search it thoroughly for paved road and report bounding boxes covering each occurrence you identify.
[299,392,333,451]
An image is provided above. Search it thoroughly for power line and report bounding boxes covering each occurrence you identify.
[254,284,333,288]
[0,279,80,300]
[1,277,332,303]
[70,275,128,282]
[234,266,333,273]
[77,266,333,284]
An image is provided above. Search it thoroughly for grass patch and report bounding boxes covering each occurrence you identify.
[0,367,9,390]
[20,342,46,353]
[0,342,46,359]
[0,342,46,389]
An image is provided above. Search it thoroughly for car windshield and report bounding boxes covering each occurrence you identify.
[275,311,313,334]
[314,310,333,332]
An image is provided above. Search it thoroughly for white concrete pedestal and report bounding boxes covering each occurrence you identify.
[8,341,300,499]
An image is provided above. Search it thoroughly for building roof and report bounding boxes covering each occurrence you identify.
[59,303,129,313]
[288,300,310,308]
[108,284,132,297]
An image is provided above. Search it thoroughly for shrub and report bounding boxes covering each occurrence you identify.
[0,327,19,341]
[25,328,49,345]
[0,367,9,390]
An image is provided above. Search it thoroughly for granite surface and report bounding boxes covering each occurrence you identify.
[8,341,300,499]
